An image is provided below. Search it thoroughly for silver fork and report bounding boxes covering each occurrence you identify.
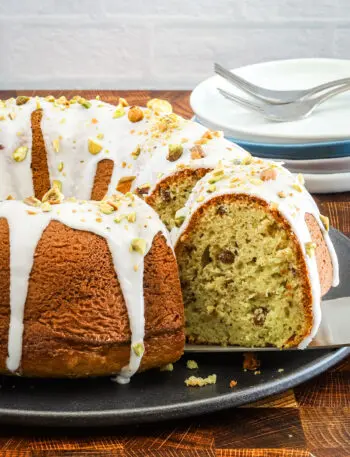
[215,62,350,104]
[217,84,350,122]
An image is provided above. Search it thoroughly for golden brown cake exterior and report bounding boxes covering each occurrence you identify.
[0,220,184,378]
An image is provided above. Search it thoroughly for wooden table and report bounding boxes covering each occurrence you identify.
[0,90,349,457]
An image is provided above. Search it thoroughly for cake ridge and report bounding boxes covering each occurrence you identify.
[0,193,171,382]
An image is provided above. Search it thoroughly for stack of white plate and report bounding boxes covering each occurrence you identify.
[191,58,350,193]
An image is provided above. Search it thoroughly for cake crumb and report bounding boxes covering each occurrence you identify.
[229,380,238,388]
[243,353,261,371]
[254,370,261,375]
[186,360,198,370]
[160,363,174,372]
[278,368,284,373]
[185,374,217,387]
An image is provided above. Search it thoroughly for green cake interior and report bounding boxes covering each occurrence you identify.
[175,197,310,348]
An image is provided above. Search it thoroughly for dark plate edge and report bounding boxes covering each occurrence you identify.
[0,347,348,427]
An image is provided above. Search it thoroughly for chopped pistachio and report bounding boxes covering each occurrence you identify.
[78,98,91,109]
[99,201,115,215]
[167,144,183,162]
[186,360,198,370]
[8,112,16,120]
[131,144,141,159]
[16,96,30,106]
[58,161,64,172]
[305,241,317,257]
[185,374,217,387]
[147,98,173,115]
[127,212,136,223]
[292,183,303,193]
[23,196,41,207]
[0,115,5,121]
[114,215,126,223]
[320,214,330,231]
[88,138,103,155]
[52,180,62,191]
[207,184,216,193]
[241,154,253,165]
[53,138,60,153]
[45,95,55,102]
[118,97,129,107]
[297,173,305,185]
[12,146,28,162]
[113,105,125,118]
[175,215,185,227]
[130,238,147,255]
[278,191,287,198]
[41,201,52,212]
[42,186,64,205]
[160,363,174,372]
[97,133,104,140]
[132,342,144,357]
[196,195,205,202]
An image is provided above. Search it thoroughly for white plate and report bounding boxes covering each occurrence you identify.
[190,58,350,144]
[303,171,350,193]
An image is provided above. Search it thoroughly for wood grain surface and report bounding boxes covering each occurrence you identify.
[0,90,349,457]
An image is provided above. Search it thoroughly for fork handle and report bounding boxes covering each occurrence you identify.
[313,83,350,106]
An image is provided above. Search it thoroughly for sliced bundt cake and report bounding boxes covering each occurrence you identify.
[173,158,338,349]
[0,192,184,380]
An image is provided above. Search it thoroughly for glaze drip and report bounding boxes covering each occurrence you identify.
[1,195,170,382]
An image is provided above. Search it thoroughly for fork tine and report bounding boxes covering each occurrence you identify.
[215,63,267,96]
[217,88,264,113]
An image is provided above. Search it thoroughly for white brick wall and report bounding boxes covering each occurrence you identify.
[0,0,349,89]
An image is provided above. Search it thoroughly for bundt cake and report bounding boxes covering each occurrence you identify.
[0,94,340,381]
[0,192,184,380]
[173,158,339,349]
[0,95,248,231]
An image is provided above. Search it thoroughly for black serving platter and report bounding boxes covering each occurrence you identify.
[0,228,349,427]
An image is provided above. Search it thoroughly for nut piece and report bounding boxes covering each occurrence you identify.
[16,96,30,106]
[130,238,147,255]
[132,342,145,357]
[278,191,286,198]
[147,98,173,115]
[116,176,136,194]
[127,212,136,223]
[260,168,277,181]
[186,360,198,370]
[88,138,103,155]
[42,186,64,205]
[292,183,303,193]
[99,201,115,215]
[136,183,150,196]
[160,363,174,372]
[12,146,28,162]
[41,201,52,212]
[131,144,141,159]
[58,161,64,172]
[320,214,330,232]
[78,97,91,109]
[185,374,217,387]
[23,196,41,207]
[167,144,183,162]
[190,145,205,160]
[52,179,62,191]
[128,106,144,123]
[53,138,60,153]
[118,97,129,107]
[305,241,317,257]
[113,105,125,118]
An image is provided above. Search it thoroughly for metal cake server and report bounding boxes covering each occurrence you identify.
[185,296,350,352]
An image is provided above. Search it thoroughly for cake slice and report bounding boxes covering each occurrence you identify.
[173,158,338,348]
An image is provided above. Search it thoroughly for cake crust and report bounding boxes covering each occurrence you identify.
[0,220,184,377]
[175,194,333,348]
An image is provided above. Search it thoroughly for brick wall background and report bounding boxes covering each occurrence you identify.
[0,0,349,89]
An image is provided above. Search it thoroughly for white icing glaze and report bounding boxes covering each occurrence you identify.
[0,97,249,202]
[172,158,339,348]
[0,195,170,382]
[132,134,249,196]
